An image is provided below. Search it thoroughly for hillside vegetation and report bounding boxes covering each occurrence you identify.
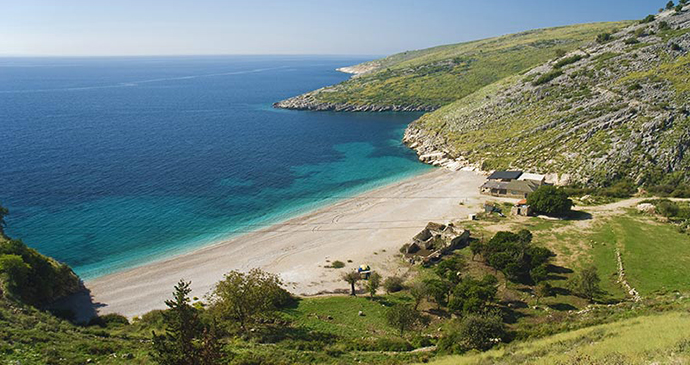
[274,22,627,111]
[405,7,690,186]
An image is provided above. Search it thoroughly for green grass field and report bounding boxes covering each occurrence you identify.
[428,310,690,365]
[592,213,690,296]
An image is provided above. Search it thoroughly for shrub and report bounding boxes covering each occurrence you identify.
[640,14,656,23]
[569,266,603,302]
[527,186,573,217]
[438,314,506,353]
[532,69,563,86]
[656,200,680,217]
[329,260,345,269]
[596,33,612,43]
[601,180,637,198]
[386,304,423,337]
[448,275,498,314]
[659,21,671,31]
[553,55,583,69]
[666,1,675,10]
[383,276,405,294]
[87,313,129,327]
[624,37,640,45]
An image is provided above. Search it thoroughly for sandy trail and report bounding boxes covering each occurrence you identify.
[85,169,487,318]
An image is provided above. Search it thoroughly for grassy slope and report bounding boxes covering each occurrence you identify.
[303,22,628,109]
[428,310,690,365]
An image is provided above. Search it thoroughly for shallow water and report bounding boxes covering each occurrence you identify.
[0,55,431,279]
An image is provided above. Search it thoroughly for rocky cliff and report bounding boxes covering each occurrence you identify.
[404,7,690,186]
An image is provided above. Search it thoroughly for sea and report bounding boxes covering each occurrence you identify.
[0,55,432,279]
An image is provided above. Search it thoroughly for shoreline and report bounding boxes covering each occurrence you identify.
[76,163,431,281]
[85,168,487,318]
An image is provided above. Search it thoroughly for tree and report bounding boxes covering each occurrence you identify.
[0,254,30,293]
[409,281,429,310]
[534,282,552,306]
[366,272,381,298]
[569,266,602,302]
[385,304,422,337]
[0,204,8,238]
[209,269,292,333]
[448,275,498,315]
[434,255,466,284]
[438,314,506,353]
[152,279,221,365]
[667,1,675,9]
[383,275,405,294]
[469,240,483,261]
[342,271,360,296]
[423,278,450,309]
[527,185,573,217]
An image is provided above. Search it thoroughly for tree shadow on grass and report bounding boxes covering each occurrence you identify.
[565,211,593,221]
[48,288,107,324]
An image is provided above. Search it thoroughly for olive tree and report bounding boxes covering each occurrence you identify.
[208,269,292,333]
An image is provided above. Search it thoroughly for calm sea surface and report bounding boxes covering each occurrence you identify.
[0,56,431,279]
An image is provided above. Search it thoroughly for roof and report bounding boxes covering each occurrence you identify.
[518,172,546,182]
[487,170,523,180]
[505,180,541,193]
[481,180,508,189]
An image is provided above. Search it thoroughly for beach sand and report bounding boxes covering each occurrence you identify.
[86,169,487,318]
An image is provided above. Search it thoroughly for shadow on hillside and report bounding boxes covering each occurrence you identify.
[548,302,578,311]
[49,288,106,324]
[546,264,574,281]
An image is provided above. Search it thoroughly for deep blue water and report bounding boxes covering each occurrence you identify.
[0,56,431,279]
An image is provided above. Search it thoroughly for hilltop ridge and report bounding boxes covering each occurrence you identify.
[274,22,627,112]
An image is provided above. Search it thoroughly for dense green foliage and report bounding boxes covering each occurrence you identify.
[474,229,553,282]
[438,314,506,353]
[208,269,292,333]
[527,186,573,217]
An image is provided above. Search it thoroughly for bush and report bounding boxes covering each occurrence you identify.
[383,276,405,294]
[532,69,563,86]
[527,186,573,217]
[659,21,671,31]
[329,260,345,269]
[87,313,129,327]
[438,314,506,353]
[553,55,583,69]
[640,14,656,23]
[596,33,612,43]
[656,200,680,217]
[601,180,637,198]
[624,37,640,45]
[386,304,423,337]
[448,275,498,314]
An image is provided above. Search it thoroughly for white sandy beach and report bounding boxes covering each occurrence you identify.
[86,169,487,318]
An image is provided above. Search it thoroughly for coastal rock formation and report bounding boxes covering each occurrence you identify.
[273,90,437,112]
[404,8,690,185]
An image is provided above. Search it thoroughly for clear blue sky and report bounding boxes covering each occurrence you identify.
[1,0,663,56]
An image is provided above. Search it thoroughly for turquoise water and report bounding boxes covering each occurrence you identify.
[0,56,431,279]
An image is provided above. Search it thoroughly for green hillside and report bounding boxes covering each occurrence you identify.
[428,310,690,365]
[275,22,627,111]
[404,8,690,185]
